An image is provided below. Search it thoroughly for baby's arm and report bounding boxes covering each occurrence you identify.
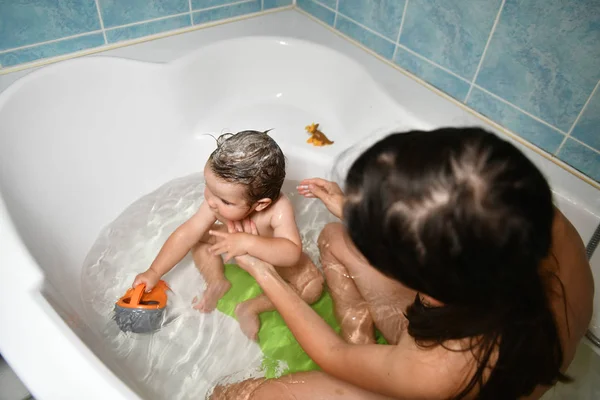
[133,201,216,290]
[209,198,302,267]
[245,200,302,266]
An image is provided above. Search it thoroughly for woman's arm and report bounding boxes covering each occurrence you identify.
[235,254,457,399]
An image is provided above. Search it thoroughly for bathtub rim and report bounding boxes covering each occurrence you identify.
[0,10,598,399]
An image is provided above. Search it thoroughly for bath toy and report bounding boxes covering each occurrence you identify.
[114,280,170,333]
[305,123,334,146]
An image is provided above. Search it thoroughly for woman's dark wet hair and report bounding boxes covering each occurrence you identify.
[344,127,569,399]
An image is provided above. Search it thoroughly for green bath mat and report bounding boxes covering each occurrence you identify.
[216,264,387,378]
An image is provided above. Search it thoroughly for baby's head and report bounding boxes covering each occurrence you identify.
[204,130,285,220]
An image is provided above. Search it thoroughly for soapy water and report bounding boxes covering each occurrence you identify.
[80,173,337,399]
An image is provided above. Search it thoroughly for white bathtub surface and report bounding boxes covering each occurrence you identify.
[0,9,598,400]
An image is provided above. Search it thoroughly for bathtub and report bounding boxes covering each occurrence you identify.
[0,10,598,400]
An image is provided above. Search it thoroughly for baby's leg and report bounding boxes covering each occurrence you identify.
[318,225,376,345]
[278,252,325,305]
[234,294,273,341]
[236,253,324,341]
[191,229,231,312]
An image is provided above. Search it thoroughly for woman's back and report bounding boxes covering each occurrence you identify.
[343,128,594,398]
[526,209,594,399]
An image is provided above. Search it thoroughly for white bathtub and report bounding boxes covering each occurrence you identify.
[0,10,598,400]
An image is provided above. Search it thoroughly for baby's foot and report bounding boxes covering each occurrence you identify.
[235,303,260,341]
[193,280,231,313]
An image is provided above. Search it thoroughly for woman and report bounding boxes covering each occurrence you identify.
[211,128,593,399]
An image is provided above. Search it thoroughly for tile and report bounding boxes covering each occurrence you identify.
[336,16,395,60]
[315,0,336,9]
[263,0,293,9]
[475,0,600,132]
[98,0,188,28]
[558,139,600,183]
[0,0,100,51]
[0,33,104,68]
[192,0,242,10]
[193,0,261,25]
[467,88,565,154]
[106,15,190,43]
[400,0,502,80]
[338,0,405,41]
[394,47,470,101]
[297,0,335,26]
[570,85,600,151]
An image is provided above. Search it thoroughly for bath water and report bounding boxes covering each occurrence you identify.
[80,173,336,399]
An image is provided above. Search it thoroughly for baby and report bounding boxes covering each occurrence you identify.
[133,130,324,340]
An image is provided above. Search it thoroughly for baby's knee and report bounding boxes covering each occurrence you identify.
[191,240,210,255]
[299,274,325,304]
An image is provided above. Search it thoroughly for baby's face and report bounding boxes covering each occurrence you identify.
[204,164,253,222]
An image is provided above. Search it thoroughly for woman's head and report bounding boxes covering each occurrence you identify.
[344,127,565,398]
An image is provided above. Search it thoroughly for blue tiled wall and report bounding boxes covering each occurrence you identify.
[299,0,600,183]
[2,0,599,183]
[0,0,292,68]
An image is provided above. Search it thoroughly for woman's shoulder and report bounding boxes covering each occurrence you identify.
[543,207,594,365]
[392,334,484,399]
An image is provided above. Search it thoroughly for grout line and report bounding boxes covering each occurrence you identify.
[191,0,252,13]
[464,0,504,103]
[188,0,194,24]
[327,5,469,86]
[568,135,600,156]
[0,0,246,55]
[0,30,103,55]
[474,85,567,135]
[94,0,108,44]
[556,79,600,154]
[334,11,398,44]
[103,11,191,31]
[1,1,594,185]
[1,0,253,57]
[398,43,471,83]
[313,0,336,13]
[104,0,255,32]
[392,0,409,61]
[333,0,340,28]
[0,5,292,75]
[261,0,264,10]
[555,134,569,156]
[294,6,600,189]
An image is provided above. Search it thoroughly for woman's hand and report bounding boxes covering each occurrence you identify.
[208,220,258,262]
[297,178,345,219]
[217,219,276,277]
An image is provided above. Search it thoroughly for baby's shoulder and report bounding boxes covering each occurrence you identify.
[269,193,293,213]
[261,193,294,223]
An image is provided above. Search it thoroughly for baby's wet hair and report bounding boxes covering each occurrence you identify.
[208,130,285,203]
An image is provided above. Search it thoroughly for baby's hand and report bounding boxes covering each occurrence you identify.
[209,221,256,262]
[132,269,160,292]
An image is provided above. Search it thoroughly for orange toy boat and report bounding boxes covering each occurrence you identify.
[114,280,170,333]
